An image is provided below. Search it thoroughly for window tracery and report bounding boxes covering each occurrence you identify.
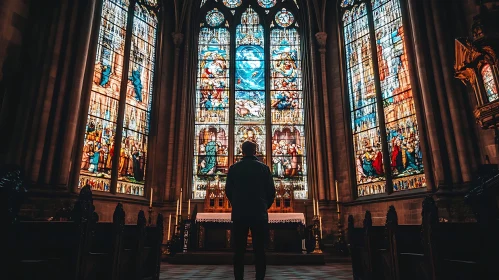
[193,0,306,199]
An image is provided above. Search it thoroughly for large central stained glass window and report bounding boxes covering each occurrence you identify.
[341,0,426,197]
[194,0,306,199]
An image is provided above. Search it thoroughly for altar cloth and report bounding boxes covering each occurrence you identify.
[195,213,305,225]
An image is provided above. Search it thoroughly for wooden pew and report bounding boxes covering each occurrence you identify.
[348,211,386,280]
[7,184,164,280]
[348,215,365,280]
[12,185,96,280]
[382,206,427,280]
[119,211,164,280]
[80,203,124,280]
[421,196,484,280]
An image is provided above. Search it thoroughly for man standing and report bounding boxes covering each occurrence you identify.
[226,141,276,280]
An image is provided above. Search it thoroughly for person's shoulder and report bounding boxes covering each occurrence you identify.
[254,160,271,171]
[229,160,244,171]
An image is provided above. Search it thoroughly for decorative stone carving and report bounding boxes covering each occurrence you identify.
[315,32,327,53]
[172,32,184,46]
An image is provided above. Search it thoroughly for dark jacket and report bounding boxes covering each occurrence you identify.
[226,156,276,222]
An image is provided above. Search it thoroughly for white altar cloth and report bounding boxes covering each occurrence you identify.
[195,212,305,225]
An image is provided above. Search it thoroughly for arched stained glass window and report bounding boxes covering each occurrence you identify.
[78,0,160,196]
[193,0,306,199]
[481,64,499,102]
[341,0,426,197]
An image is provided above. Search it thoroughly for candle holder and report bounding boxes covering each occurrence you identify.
[312,215,323,254]
[334,208,348,255]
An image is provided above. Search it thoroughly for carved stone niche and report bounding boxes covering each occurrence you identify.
[455,4,499,129]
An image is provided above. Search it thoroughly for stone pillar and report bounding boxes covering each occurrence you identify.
[164,32,184,201]
[315,31,335,201]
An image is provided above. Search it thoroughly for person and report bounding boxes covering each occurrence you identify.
[226,141,276,280]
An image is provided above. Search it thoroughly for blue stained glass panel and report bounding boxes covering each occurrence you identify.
[223,0,242,9]
[341,0,355,7]
[206,9,224,27]
[235,8,265,94]
[235,46,265,90]
[257,0,277,9]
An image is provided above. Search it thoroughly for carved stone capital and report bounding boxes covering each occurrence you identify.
[172,32,184,46]
[315,32,328,49]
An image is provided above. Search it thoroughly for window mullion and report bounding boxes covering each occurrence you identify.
[110,0,137,194]
[265,23,272,168]
[229,18,236,168]
[365,0,393,194]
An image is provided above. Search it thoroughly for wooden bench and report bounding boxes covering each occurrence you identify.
[7,185,164,280]
[347,211,386,280]
[348,194,499,280]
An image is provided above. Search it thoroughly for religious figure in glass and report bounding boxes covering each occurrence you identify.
[193,2,307,199]
[342,0,425,196]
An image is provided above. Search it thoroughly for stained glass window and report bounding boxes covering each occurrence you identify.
[481,64,499,102]
[206,9,224,27]
[258,0,277,9]
[275,9,295,27]
[194,2,307,199]
[342,0,426,197]
[223,0,242,9]
[79,0,159,196]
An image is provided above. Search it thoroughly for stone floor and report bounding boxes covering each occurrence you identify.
[160,263,353,279]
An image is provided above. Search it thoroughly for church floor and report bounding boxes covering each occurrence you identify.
[160,263,353,279]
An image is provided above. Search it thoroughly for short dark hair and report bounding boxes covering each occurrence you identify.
[242,141,257,156]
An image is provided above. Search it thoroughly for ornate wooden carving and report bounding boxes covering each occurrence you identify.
[268,183,294,213]
[455,5,499,128]
[204,182,231,213]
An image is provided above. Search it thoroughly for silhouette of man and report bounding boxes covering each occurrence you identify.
[226,141,276,280]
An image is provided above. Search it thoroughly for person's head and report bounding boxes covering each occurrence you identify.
[242,141,257,156]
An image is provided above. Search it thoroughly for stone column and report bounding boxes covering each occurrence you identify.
[315,32,335,201]
[164,32,184,201]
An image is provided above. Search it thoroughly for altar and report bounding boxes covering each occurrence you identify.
[194,212,306,253]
